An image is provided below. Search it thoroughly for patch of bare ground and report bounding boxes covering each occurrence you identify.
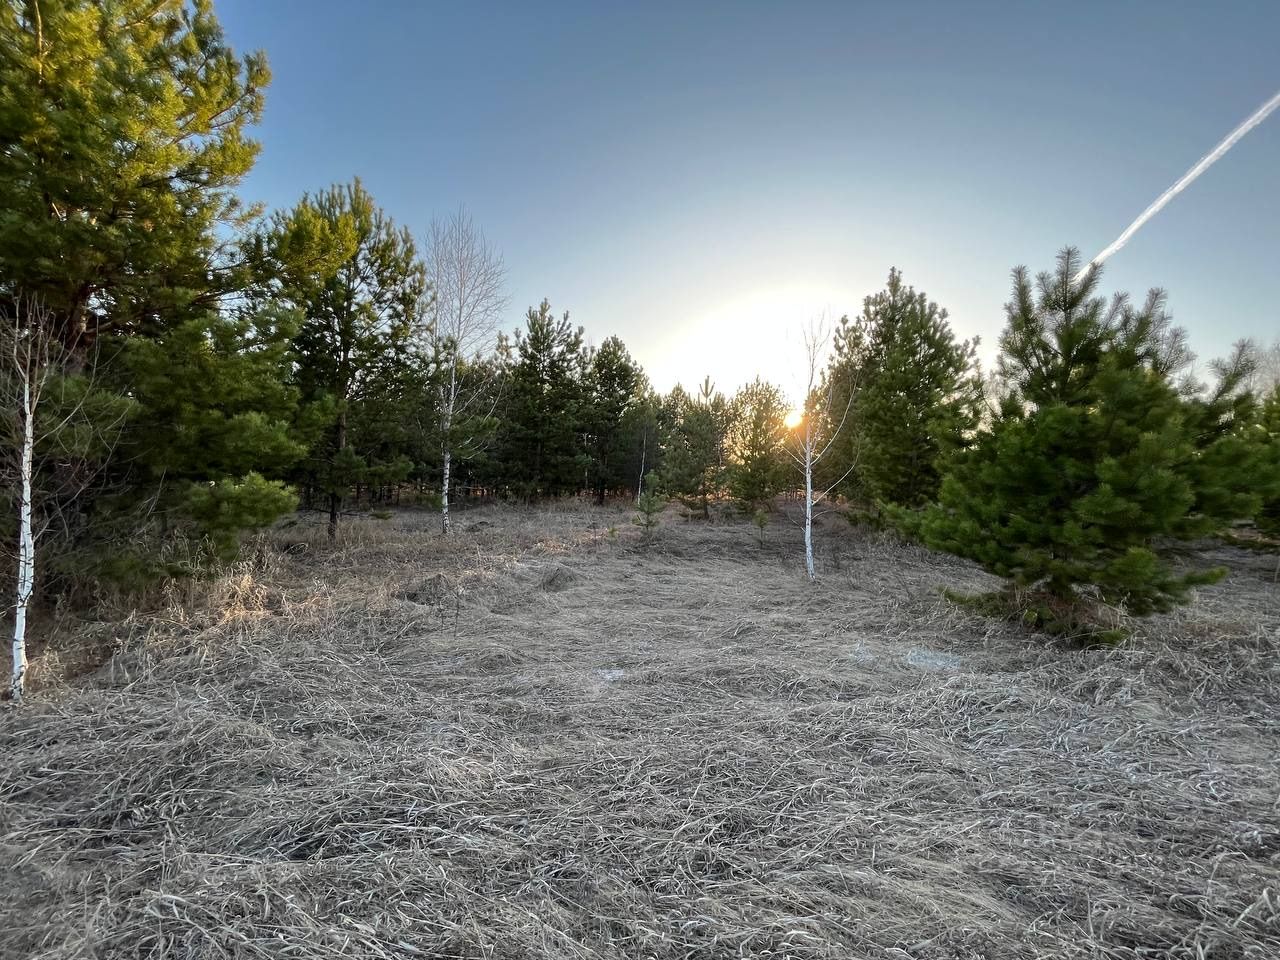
[2,502,1278,958]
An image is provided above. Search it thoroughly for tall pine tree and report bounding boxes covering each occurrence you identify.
[584,336,642,503]
[726,378,789,511]
[0,0,306,585]
[273,180,429,538]
[496,300,587,499]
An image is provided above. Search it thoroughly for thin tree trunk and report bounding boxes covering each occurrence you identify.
[328,409,346,541]
[11,378,34,701]
[804,425,815,582]
[637,431,647,500]
[441,366,456,535]
[441,447,452,534]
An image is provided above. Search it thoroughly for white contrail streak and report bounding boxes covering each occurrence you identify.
[1075,87,1280,282]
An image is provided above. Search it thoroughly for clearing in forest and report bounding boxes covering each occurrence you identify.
[2,503,1278,959]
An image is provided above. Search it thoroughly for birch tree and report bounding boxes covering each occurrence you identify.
[424,209,507,533]
[788,322,856,581]
[2,297,127,700]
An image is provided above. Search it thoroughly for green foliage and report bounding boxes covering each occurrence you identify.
[633,476,665,540]
[0,0,269,340]
[272,179,429,532]
[608,388,663,501]
[111,308,307,481]
[658,379,731,519]
[919,249,1271,626]
[726,378,789,511]
[824,269,980,509]
[494,300,587,498]
[1249,385,1280,540]
[584,336,642,502]
[0,0,305,589]
[183,472,298,561]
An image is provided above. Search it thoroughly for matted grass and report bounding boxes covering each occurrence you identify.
[2,502,1278,958]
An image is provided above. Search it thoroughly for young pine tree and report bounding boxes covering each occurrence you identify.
[1258,386,1280,541]
[659,379,730,519]
[633,475,666,541]
[919,249,1274,631]
[584,337,642,504]
[827,269,980,509]
[726,378,789,512]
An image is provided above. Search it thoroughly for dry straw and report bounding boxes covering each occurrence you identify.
[2,504,1278,958]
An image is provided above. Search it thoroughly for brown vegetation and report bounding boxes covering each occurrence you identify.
[3,503,1278,958]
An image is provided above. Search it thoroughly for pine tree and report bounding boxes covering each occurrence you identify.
[496,300,587,499]
[0,0,269,348]
[1257,386,1280,541]
[584,336,642,503]
[273,180,429,537]
[108,305,304,562]
[726,378,789,511]
[919,249,1274,631]
[633,476,665,541]
[825,269,980,509]
[0,0,311,587]
[660,379,730,519]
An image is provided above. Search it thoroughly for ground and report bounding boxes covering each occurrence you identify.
[2,502,1278,959]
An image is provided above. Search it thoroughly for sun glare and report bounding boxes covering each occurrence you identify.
[784,408,804,429]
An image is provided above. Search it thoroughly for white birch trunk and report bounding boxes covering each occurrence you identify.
[803,420,815,582]
[11,378,34,701]
[440,365,457,535]
[636,431,647,500]
[441,447,452,534]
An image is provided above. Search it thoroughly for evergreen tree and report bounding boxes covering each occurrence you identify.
[496,300,587,498]
[584,336,642,503]
[825,269,980,509]
[660,379,730,519]
[918,249,1274,631]
[1257,386,1280,540]
[620,387,664,499]
[726,378,789,511]
[107,305,304,563]
[633,475,665,541]
[0,0,269,347]
[273,180,429,537]
[0,0,307,584]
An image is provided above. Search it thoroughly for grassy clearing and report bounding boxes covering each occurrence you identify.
[2,502,1278,958]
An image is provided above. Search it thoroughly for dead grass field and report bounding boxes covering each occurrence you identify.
[2,501,1279,959]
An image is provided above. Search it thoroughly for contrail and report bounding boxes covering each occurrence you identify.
[1075,87,1280,282]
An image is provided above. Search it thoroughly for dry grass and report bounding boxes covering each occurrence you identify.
[2,501,1279,959]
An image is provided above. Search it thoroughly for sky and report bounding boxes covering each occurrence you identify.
[218,0,1280,400]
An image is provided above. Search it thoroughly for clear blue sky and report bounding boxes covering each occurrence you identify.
[219,0,1280,396]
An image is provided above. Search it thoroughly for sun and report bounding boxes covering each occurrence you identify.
[784,408,804,429]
